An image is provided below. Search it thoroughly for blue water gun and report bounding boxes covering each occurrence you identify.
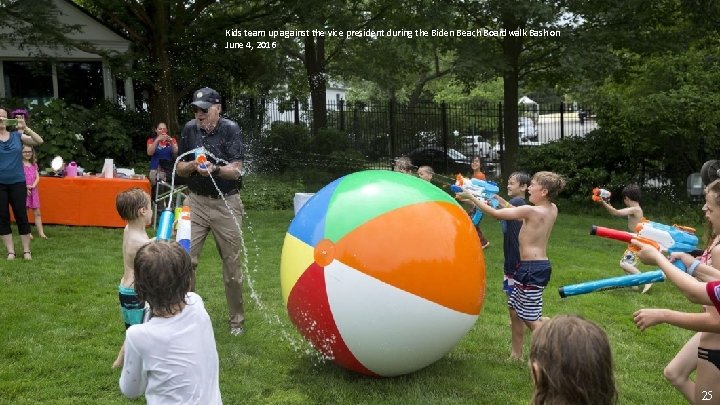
[156,208,175,241]
[450,175,500,225]
[558,260,687,298]
[156,205,191,253]
[561,221,700,298]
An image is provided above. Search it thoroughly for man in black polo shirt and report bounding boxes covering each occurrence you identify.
[176,87,246,336]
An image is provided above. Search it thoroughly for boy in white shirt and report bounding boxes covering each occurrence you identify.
[119,240,222,404]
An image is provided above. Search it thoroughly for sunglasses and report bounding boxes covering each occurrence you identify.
[193,106,209,114]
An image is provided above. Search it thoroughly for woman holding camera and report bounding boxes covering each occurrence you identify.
[147,122,178,189]
[0,107,44,260]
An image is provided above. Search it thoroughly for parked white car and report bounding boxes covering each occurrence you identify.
[463,135,494,158]
[518,118,538,141]
[491,138,541,158]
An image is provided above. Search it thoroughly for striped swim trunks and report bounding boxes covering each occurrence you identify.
[119,285,146,329]
[508,260,552,322]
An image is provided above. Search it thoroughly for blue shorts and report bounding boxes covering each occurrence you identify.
[119,285,145,329]
[508,260,552,322]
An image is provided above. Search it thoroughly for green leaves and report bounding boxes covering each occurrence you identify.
[10,99,150,173]
[591,45,720,183]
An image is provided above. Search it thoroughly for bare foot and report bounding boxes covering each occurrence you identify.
[39,234,48,239]
[641,283,652,294]
[509,353,524,362]
[29,234,33,240]
[113,346,125,369]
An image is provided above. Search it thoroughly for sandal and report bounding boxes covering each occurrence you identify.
[23,251,31,260]
[7,252,15,260]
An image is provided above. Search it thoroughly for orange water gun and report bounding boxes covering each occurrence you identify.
[591,187,611,202]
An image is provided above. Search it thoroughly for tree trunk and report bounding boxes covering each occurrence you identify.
[501,24,522,180]
[147,1,181,135]
[304,35,327,135]
[150,70,180,135]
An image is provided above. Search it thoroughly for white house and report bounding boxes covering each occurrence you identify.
[0,0,134,109]
[326,80,347,106]
[263,80,348,127]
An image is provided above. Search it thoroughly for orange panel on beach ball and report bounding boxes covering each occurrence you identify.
[334,201,484,315]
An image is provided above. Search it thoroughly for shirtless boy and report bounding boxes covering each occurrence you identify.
[113,188,153,368]
[459,171,565,359]
[596,184,651,293]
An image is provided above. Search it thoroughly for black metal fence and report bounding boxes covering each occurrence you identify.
[225,97,598,175]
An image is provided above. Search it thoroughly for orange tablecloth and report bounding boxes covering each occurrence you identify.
[28,176,151,228]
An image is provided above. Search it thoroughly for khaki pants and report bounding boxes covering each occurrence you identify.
[148,169,168,187]
[187,192,245,328]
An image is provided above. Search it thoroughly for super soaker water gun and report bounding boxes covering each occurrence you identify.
[156,208,175,241]
[590,220,698,254]
[195,147,208,171]
[592,187,611,202]
[450,175,500,225]
[561,220,697,298]
[176,206,191,252]
[558,269,670,298]
[156,206,192,252]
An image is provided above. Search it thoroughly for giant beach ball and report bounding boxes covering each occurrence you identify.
[280,170,486,377]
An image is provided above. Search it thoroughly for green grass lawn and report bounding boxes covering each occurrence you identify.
[0,209,702,404]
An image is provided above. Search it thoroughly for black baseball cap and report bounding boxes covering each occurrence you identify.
[191,87,221,110]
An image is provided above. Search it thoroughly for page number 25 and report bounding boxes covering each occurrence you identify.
[703,391,713,401]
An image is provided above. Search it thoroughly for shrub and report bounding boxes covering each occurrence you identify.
[2,99,150,173]
[24,101,92,171]
[88,101,151,168]
[311,128,349,155]
[517,129,653,203]
[252,122,311,173]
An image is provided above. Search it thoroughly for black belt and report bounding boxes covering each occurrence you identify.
[194,189,238,199]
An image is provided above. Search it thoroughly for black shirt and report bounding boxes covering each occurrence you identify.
[178,118,244,196]
[502,197,526,275]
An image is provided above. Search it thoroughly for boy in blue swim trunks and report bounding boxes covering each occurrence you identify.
[113,188,153,368]
[458,171,565,360]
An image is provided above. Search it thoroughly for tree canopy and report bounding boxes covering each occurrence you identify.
[8,0,720,183]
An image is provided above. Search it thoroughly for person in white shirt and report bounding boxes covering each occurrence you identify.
[119,240,222,404]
